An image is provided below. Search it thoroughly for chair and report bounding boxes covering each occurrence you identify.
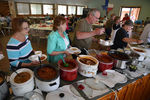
[0,24,5,36]
[39,30,49,41]
[2,27,12,35]
[29,29,40,45]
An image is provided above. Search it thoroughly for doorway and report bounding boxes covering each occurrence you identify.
[120,7,141,22]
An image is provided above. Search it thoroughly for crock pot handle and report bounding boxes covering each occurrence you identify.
[49,82,57,86]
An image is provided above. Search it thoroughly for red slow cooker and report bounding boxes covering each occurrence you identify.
[96,54,113,72]
[58,58,78,81]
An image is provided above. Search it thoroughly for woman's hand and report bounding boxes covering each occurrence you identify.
[30,61,40,66]
[21,61,40,67]
[137,40,143,44]
[64,51,70,56]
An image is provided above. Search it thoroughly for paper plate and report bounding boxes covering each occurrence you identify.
[67,47,81,54]
[99,39,113,46]
[40,54,47,61]
[131,47,146,55]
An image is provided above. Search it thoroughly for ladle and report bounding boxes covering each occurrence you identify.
[14,70,23,78]
[62,58,69,67]
[75,54,85,62]
[38,56,42,67]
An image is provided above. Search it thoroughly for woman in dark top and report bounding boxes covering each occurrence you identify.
[105,14,116,40]
[111,20,143,49]
[113,16,121,30]
[110,16,121,42]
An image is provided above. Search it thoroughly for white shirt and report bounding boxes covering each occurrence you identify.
[140,24,150,43]
[63,37,69,49]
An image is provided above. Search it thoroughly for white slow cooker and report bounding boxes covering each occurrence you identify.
[34,64,60,92]
[131,47,146,61]
[10,68,34,96]
[77,55,99,77]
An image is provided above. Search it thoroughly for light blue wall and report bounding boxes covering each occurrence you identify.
[87,0,150,20]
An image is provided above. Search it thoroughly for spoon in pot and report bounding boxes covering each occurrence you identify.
[38,56,42,67]
[11,68,21,77]
[62,58,69,67]
[14,71,19,76]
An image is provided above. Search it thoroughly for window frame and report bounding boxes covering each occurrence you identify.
[119,6,141,22]
[15,2,86,16]
[30,3,42,15]
[43,4,54,15]
[77,6,85,15]
[57,4,68,15]
[16,2,30,15]
[68,5,76,15]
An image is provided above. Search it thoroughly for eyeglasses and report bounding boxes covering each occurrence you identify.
[23,27,30,30]
[93,15,99,20]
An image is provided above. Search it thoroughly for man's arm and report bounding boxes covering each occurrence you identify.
[123,37,143,44]
[76,28,105,39]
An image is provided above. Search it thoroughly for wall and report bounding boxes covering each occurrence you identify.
[3,0,150,20]
[87,0,150,20]
[0,1,9,16]
[14,0,88,6]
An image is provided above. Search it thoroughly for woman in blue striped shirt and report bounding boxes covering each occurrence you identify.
[6,18,39,70]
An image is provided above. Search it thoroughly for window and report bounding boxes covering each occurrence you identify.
[16,3,30,15]
[120,7,141,22]
[43,4,53,15]
[58,5,67,15]
[31,4,42,15]
[68,6,76,15]
[77,6,84,15]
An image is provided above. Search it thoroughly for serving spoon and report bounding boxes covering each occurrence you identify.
[38,56,42,67]
[62,58,69,67]
[11,68,22,78]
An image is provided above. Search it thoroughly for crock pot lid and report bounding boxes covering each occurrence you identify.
[46,89,76,100]
[24,91,44,100]
[70,82,93,97]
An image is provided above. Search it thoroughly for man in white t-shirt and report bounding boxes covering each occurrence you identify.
[140,24,150,43]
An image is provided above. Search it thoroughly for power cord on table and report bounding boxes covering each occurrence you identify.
[110,88,119,100]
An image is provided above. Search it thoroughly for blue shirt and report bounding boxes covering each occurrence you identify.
[6,36,33,68]
[47,31,70,63]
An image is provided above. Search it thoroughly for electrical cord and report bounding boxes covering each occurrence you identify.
[110,88,119,100]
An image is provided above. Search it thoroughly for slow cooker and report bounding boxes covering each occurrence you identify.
[96,54,113,72]
[58,58,78,81]
[77,55,99,77]
[34,64,60,92]
[0,71,9,100]
[10,68,34,96]
[108,51,130,69]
